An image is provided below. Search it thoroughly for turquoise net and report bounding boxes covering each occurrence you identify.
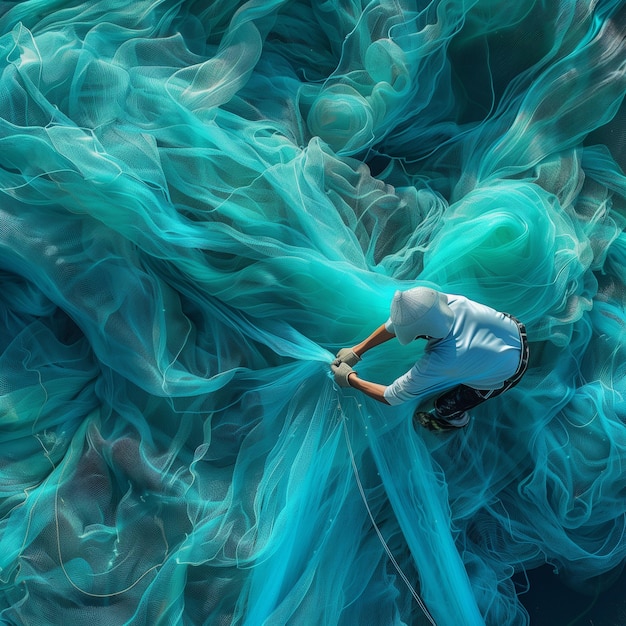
[0,1,625,624]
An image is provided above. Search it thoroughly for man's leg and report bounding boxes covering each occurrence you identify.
[434,385,488,420]
[414,385,486,431]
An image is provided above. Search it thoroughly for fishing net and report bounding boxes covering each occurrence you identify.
[0,1,625,624]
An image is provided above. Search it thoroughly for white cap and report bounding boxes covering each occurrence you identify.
[386,287,454,345]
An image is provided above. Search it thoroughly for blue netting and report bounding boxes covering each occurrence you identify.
[0,1,625,624]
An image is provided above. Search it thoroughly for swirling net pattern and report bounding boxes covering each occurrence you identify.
[0,1,625,624]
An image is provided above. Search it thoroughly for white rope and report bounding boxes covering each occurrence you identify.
[341,415,438,626]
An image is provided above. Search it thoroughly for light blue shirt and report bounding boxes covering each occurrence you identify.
[383,294,522,406]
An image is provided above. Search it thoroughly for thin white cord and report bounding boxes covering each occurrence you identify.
[341,415,438,626]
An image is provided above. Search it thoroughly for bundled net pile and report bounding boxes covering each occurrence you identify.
[0,0,625,624]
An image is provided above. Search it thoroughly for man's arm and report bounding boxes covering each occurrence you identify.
[352,324,395,357]
[347,372,390,405]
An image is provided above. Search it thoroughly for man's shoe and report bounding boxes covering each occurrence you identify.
[414,410,470,432]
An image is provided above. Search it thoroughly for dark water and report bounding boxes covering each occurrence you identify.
[519,566,626,626]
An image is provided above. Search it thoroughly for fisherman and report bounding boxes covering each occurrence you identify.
[331,287,529,431]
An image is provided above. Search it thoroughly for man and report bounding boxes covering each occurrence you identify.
[331,287,529,431]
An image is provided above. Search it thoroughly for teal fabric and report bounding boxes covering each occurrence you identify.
[0,1,625,624]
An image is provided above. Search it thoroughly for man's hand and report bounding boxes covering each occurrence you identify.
[331,361,355,388]
[335,348,361,366]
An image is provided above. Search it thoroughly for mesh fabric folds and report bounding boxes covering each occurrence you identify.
[0,1,625,625]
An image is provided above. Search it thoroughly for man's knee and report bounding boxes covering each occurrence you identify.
[435,385,485,418]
